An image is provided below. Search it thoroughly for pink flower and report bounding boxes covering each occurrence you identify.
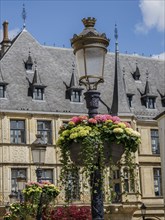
[70,116,88,124]
[79,116,88,121]
[88,118,97,124]
[111,116,121,123]
[94,115,107,122]
[41,180,51,185]
[70,116,80,124]
[104,115,113,120]
[124,122,131,128]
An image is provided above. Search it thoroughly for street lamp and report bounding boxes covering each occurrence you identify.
[140,203,147,220]
[31,134,47,182]
[31,134,47,220]
[71,17,109,220]
[8,191,17,204]
[5,201,10,212]
[17,173,26,202]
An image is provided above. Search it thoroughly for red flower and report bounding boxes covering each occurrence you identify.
[50,206,92,220]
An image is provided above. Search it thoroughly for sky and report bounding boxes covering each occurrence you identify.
[0,0,165,60]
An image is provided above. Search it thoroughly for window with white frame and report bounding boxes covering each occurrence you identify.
[153,168,162,196]
[10,120,26,144]
[123,168,135,193]
[111,169,121,203]
[41,169,53,183]
[151,129,160,154]
[71,90,81,102]
[65,169,80,201]
[146,97,156,109]
[11,168,27,196]
[33,87,44,100]
[37,120,52,144]
[0,84,6,98]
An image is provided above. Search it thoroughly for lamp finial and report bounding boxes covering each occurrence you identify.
[82,17,96,28]
[22,3,27,28]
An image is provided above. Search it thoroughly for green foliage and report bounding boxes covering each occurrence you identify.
[57,115,141,202]
[3,181,60,220]
[3,202,35,220]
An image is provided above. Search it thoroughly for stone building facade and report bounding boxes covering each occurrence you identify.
[0,20,165,219]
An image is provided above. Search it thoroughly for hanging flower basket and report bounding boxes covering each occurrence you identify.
[57,114,141,201]
[70,141,124,165]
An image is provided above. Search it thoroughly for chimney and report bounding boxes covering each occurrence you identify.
[3,21,10,42]
[0,21,11,56]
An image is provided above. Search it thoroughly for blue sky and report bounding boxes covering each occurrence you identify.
[0,0,165,59]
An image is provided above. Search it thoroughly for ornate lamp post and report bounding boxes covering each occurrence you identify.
[31,134,47,182]
[5,202,10,213]
[8,191,17,204]
[71,17,109,220]
[31,134,47,220]
[16,173,26,202]
[140,203,147,220]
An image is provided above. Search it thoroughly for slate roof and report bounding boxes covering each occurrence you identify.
[0,29,165,119]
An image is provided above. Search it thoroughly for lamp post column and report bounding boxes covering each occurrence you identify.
[31,134,47,220]
[85,90,104,220]
[140,203,147,220]
[36,168,42,183]
[71,17,109,220]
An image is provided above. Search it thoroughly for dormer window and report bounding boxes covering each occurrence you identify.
[0,85,5,98]
[65,88,83,103]
[139,71,157,109]
[64,62,84,103]
[71,90,82,102]
[33,87,44,100]
[157,90,165,107]
[148,97,156,109]
[141,95,156,109]
[0,82,8,98]
[25,62,33,71]
[30,63,46,101]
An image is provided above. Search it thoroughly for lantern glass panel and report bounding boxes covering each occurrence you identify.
[85,47,105,79]
[10,196,17,204]
[40,149,46,164]
[76,49,85,79]
[17,180,25,191]
[32,148,46,164]
[32,148,40,164]
[76,47,106,88]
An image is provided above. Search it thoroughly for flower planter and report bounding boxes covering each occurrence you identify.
[58,115,141,202]
[104,142,125,164]
[70,142,83,165]
[70,142,124,166]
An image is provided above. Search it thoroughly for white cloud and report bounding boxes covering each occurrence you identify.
[152,52,165,60]
[130,52,165,60]
[0,28,20,42]
[135,0,165,33]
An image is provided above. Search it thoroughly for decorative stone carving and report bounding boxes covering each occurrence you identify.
[10,146,29,163]
[45,147,56,164]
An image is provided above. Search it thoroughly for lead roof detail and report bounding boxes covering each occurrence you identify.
[0,26,164,119]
